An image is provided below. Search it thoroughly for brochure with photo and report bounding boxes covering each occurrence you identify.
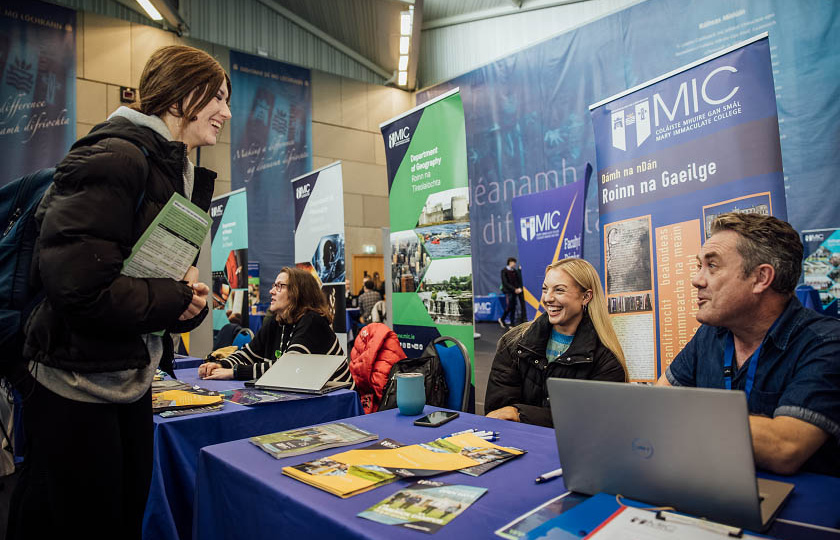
[151,389,223,413]
[282,436,481,498]
[219,388,309,406]
[358,479,487,534]
[251,422,378,459]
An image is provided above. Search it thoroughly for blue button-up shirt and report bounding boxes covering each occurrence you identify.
[666,297,840,476]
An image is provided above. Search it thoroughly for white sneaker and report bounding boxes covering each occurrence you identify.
[497,318,506,329]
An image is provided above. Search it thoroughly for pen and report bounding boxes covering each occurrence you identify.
[449,429,477,436]
[535,467,563,483]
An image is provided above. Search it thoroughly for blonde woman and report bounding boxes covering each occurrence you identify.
[485,258,627,426]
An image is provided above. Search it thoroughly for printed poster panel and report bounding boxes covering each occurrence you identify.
[210,188,249,331]
[230,50,311,305]
[292,162,348,353]
[802,228,840,317]
[381,89,475,407]
[0,0,75,186]
[591,35,786,381]
[511,173,587,321]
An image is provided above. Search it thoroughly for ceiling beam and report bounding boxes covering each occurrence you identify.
[256,0,393,80]
[422,0,588,31]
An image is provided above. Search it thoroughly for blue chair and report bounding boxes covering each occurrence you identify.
[232,327,254,349]
[432,336,471,411]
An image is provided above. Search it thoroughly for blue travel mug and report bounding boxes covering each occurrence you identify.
[396,373,425,415]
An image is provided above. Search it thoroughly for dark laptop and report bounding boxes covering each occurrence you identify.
[252,354,351,395]
[546,378,793,532]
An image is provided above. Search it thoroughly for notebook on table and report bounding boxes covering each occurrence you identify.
[252,354,351,395]
[546,378,793,532]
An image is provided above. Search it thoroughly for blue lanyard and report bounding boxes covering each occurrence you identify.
[722,318,780,400]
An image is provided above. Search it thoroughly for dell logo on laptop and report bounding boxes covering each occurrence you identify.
[631,438,654,459]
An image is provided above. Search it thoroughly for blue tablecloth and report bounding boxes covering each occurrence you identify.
[194,409,840,539]
[143,368,362,540]
[172,355,204,369]
[474,295,506,321]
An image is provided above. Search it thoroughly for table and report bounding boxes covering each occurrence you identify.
[346,307,360,340]
[172,355,204,369]
[474,295,506,321]
[143,368,362,540]
[193,408,840,540]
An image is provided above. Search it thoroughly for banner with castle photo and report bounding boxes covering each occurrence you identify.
[511,168,588,321]
[230,50,311,306]
[590,34,786,382]
[0,0,76,186]
[381,89,475,408]
[210,188,249,331]
[292,162,347,354]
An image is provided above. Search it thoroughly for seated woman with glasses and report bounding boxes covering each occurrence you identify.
[484,258,627,427]
[199,267,353,387]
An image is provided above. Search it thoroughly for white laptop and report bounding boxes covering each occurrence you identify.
[251,354,351,395]
[546,378,794,532]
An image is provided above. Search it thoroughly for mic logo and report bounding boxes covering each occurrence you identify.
[388,126,411,149]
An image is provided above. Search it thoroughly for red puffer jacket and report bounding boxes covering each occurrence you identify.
[350,323,406,413]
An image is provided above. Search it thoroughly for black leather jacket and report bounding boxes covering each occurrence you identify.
[24,117,215,373]
[485,312,626,426]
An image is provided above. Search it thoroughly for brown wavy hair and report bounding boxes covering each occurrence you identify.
[131,45,231,122]
[275,267,333,324]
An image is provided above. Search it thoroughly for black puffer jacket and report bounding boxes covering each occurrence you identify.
[485,312,626,426]
[23,117,215,373]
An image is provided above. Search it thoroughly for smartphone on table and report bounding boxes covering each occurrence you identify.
[413,411,459,427]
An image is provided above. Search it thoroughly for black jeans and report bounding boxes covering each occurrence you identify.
[7,369,153,540]
[500,292,522,324]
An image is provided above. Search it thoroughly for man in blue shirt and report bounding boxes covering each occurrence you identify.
[658,213,840,476]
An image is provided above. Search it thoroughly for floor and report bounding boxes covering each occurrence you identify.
[472,320,509,415]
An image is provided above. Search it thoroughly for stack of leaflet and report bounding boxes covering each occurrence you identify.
[251,422,378,459]
[282,433,524,498]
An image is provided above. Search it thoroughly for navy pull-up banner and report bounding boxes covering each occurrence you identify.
[590,34,785,382]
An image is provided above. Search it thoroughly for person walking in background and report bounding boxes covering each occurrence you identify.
[9,45,230,539]
[486,258,628,426]
[499,257,526,327]
[358,279,383,324]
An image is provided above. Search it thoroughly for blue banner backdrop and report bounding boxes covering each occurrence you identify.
[417,0,840,298]
[511,172,587,321]
[591,36,785,382]
[229,51,311,303]
[0,0,76,186]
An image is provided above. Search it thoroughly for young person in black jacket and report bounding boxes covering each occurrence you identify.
[10,46,231,540]
[199,267,353,388]
[499,257,527,327]
[485,258,628,427]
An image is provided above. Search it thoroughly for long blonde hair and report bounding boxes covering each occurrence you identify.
[545,258,628,381]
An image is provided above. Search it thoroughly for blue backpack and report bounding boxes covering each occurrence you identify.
[1,143,150,375]
[0,168,55,370]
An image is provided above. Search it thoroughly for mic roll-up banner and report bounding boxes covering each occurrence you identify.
[291,161,348,354]
[590,34,786,382]
[380,88,476,411]
[0,0,76,186]
[511,166,588,321]
[210,188,249,331]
